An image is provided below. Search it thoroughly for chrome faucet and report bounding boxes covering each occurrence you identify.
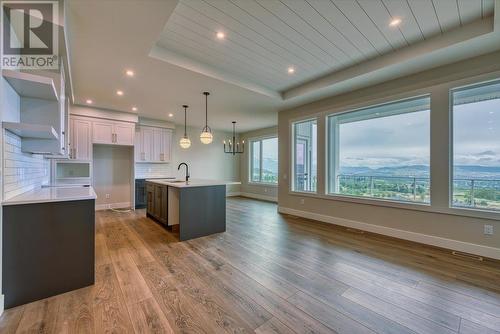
[178,162,190,183]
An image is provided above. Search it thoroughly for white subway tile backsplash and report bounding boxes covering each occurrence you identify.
[3,130,49,200]
[135,163,173,179]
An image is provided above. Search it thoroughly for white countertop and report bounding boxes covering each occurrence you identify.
[2,186,97,206]
[146,178,241,188]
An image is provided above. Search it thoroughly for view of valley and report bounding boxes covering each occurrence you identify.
[336,165,500,209]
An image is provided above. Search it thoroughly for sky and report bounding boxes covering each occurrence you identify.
[338,98,500,169]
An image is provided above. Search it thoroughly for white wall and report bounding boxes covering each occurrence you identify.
[172,125,241,195]
[278,50,500,259]
[93,145,133,209]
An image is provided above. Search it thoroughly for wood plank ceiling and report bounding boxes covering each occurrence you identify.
[156,0,495,92]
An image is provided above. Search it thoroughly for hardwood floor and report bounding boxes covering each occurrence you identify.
[1,197,500,333]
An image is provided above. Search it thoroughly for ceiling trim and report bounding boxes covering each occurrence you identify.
[149,44,281,100]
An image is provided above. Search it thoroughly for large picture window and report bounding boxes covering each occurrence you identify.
[250,137,278,184]
[452,80,500,211]
[328,96,431,203]
[292,119,317,192]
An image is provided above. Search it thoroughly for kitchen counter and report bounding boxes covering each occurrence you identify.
[146,178,241,188]
[2,186,97,206]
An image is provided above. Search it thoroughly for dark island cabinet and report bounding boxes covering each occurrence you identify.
[135,179,146,208]
[146,181,168,225]
[2,199,95,308]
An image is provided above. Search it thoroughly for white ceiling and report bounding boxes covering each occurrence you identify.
[157,0,494,93]
[66,0,500,133]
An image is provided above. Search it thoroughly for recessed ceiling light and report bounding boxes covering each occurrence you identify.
[132,107,138,111]
[216,31,225,40]
[168,113,174,117]
[287,66,295,74]
[86,99,93,104]
[389,18,402,27]
[116,90,124,96]
[125,69,134,77]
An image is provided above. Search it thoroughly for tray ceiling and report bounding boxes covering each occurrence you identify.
[155,0,495,94]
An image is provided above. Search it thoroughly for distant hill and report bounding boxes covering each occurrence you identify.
[339,165,500,180]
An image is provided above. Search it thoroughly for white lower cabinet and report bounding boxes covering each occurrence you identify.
[136,126,172,163]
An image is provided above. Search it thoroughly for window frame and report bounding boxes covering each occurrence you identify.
[450,78,500,213]
[248,135,278,185]
[291,118,318,194]
[325,94,432,205]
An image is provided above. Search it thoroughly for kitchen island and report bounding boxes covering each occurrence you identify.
[145,179,239,241]
[2,186,97,308]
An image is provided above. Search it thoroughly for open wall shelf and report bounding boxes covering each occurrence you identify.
[3,122,59,140]
[2,69,59,101]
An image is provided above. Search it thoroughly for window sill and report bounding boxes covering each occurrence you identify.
[287,191,500,221]
[248,182,278,187]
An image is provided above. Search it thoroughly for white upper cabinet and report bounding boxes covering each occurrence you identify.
[114,122,135,146]
[92,120,114,144]
[70,117,92,161]
[135,126,172,163]
[159,128,172,162]
[92,119,134,146]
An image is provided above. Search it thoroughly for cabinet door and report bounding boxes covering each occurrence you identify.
[134,128,141,162]
[152,128,162,162]
[92,120,114,144]
[159,185,168,224]
[146,183,154,215]
[73,119,92,160]
[141,127,154,161]
[114,122,135,146]
[160,129,172,162]
[153,184,163,219]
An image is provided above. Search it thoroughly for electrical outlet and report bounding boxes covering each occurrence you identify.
[300,198,305,205]
[264,188,268,193]
[105,193,110,199]
[283,174,287,180]
[484,225,494,235]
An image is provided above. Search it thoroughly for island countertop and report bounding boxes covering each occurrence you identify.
[145,178,241,188]
[2,186,97,206]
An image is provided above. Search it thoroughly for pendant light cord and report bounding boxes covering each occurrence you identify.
[183,105,188,137]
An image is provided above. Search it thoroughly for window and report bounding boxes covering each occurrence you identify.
[292,119,317,192]
[328,96,431,203]
[452,80,500,211]
[249,137,278,184]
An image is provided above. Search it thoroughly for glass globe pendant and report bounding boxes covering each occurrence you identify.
[200,92,213,144]
[200,127,213,144]
[180,136,191,149]
[179,105,191,149]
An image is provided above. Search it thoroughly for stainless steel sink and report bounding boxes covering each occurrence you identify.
[168,180,186,183]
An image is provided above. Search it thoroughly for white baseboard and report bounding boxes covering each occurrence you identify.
[226,192,242,197]
[95,202,131,211]
[240,192,278,203]
[278,206,500,260]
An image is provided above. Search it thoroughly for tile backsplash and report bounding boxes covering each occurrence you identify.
[135,163,173,179]
[3,131,50,200]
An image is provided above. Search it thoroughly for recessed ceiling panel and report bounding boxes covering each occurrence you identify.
[155,0,492,96]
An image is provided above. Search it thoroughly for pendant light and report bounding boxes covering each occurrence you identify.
[179,105,191,149]
[200,91,213,144]
[223,121,244,155]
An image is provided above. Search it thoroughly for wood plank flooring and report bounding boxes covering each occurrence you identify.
[1,197,500,333]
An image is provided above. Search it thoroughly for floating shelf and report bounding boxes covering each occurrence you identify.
[3,122,59,140]
[2,69,58,101]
